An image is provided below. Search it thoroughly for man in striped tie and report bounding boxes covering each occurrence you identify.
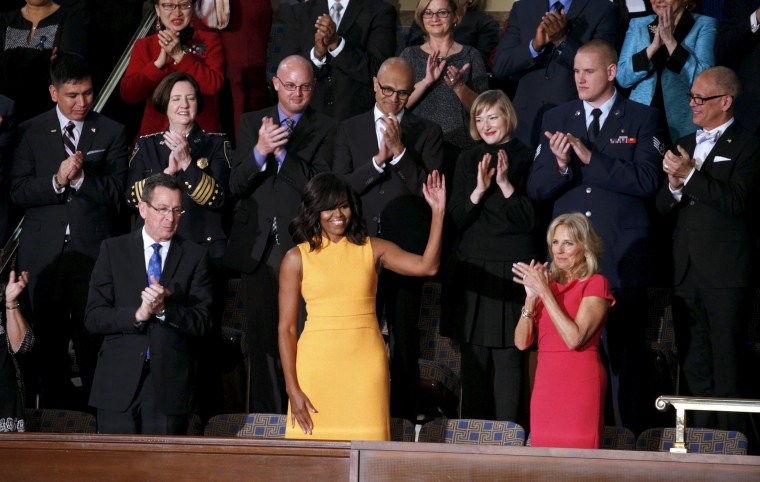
[10,52,128,410]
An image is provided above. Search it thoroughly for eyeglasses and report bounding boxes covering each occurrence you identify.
[160,2,193,12]
[687,93,728,105]
[422,9,451,19]
[274,76,315,92]
[146,201,185,217]
[377,82,412,100]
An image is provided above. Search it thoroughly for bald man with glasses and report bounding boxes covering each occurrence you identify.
[224,54,337,414]
[333,57,443,421]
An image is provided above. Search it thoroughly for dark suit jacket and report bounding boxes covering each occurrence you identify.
[528,95,664,289]
[280,0,397,121]
[127,125,231,260]
[333,109,443,253]
[656,122,760,288]
[0,94,15,244]
[716,0,760,136]
[491,0,619,147]
[10,108,128,278]
[85,230,213,414]
[223,105,336,273]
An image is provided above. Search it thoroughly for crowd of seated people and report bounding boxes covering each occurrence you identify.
[0,0,758,450]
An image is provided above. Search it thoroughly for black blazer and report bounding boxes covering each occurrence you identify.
[127,125,231,260]
[0,94,15,244]
[528,95,664,289]
[85,230,213,415]
[224,105,336,273]
[280,0,397,121]
[10,108,128,277]
[332,109,443,253]
[491,0,619,147]
[449,140,537,261]
[716,0,760,136]
[656,122,760,288]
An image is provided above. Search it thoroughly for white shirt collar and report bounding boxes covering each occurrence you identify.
[55,106,85,138]
[141,228,172,252]
[373,105,405,124]
[700,117,734,137]
[582,89,617,128]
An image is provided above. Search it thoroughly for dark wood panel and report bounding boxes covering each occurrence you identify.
[0,434,351,482]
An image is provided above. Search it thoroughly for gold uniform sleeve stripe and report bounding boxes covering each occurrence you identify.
[190,172,216,205]
[129,179,146,208]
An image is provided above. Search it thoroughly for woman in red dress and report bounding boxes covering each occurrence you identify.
[512,213,615,448]
[121,0,224,139]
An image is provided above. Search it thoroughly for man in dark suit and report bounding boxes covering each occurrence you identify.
[280,0,397,121]
[492,0,619,147]
[656,66,760,431]
[224,54,337,414]
[716,0,760,137]
[10,53,127,409]
[528,40,664,433]
[86,174,212,434]
[333,57,443,421]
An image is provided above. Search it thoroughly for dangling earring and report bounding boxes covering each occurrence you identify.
[314,221,322,233]
[155,18,162,32]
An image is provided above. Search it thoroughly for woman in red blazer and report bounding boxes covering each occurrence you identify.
[121,0,224,139]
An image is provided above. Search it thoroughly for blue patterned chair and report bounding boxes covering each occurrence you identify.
[601,426,637,450]
[418,282,461,419]
[204,413,286,438]
[390,417,416,442]
[24,408,97,433]
[636,427,748,455]
[186,413,204,436]
[418,418,525,446]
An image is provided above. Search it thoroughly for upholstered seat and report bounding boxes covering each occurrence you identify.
[204,413,286,438]
[636,427,748,455]
[418,418,525,446]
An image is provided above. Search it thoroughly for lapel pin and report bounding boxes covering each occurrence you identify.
[727,138,732,143]
[51,129,57,133]
[620,129,625,134]
[194,138,201,143]
[574,110,581,116]
[613,110,621,116]
[91,128,96,133]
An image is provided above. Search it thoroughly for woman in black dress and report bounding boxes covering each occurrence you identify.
[443,89,536,422]
[1,270,33,432]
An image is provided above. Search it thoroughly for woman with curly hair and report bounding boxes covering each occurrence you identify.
[279,171,445,440]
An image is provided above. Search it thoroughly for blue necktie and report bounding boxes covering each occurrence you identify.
[147,243,162,285]
[145,243,161,360]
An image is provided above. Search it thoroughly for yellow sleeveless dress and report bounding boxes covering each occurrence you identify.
[284,236,390,441]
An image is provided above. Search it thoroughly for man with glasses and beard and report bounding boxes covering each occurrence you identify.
[333,57,443,422]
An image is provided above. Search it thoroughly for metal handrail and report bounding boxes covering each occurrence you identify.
[0,9,157,274]
[655,395,760,453]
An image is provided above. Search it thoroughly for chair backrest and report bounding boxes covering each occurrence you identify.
[636,427,748,455]
[204,413,286,438]
[418,418,525,446]
[601,426,637,450]
[390,417,416,442]
[24,408,97,433]
[418,282,461,377]
[186,413,204,436]
[222,278,246,332]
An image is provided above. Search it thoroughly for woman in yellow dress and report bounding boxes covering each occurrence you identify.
[278,171,446,440]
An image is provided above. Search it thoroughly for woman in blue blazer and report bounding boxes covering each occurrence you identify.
[616,0,717,144]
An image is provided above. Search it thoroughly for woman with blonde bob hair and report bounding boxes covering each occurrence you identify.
[512,213,615,448]
[442,89,536,422]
